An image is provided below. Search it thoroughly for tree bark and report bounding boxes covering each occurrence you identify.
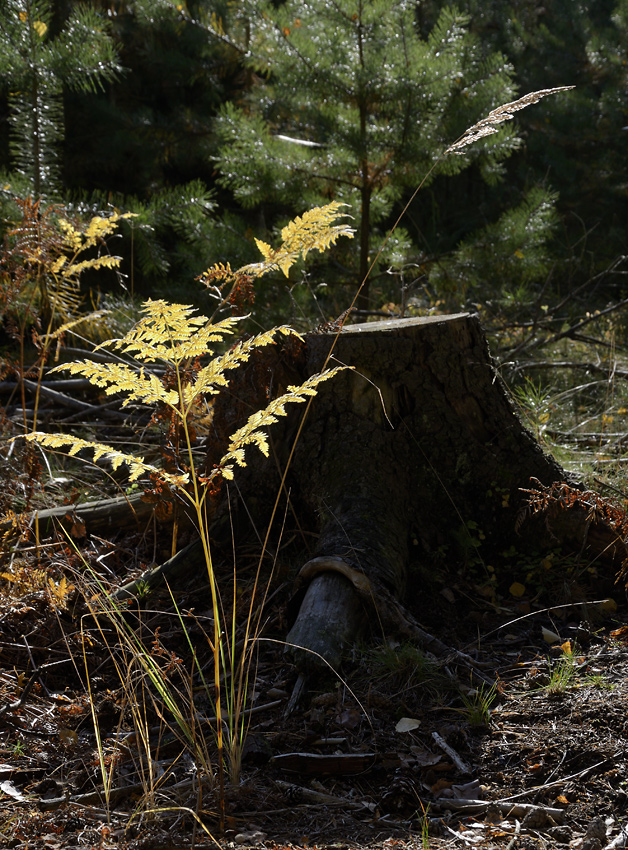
[285,313,599,674]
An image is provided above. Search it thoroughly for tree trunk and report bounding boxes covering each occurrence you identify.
[285,312,613,674]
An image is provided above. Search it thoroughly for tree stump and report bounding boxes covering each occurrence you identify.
[286,312,580,674]
[12,313,622,675]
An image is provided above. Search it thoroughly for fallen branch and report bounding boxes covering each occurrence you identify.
[0,492,157,537]
[22,379,132,422]
[432,731,472,775]
[431,797,564,824]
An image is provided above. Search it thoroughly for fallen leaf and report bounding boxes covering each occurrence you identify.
[0,780,25,801]
[509,581,526,597]
[59,728,78,748]
[337,708,361,730]
[409,746,442,766]
[452,779,482,799]
[542,626,561,644]
[395,717,421,733]
[431,778,452,795]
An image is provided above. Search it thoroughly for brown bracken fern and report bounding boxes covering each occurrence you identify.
[523,478,628,586]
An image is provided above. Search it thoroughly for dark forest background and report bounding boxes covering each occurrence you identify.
[1,0,626,343]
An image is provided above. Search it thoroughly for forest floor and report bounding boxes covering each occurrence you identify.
[1,511,627,850]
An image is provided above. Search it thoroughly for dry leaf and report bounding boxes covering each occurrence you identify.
[59,728,78,748]
[560,640,572,656]
[542,626,561,644]
[410,746,442,766]
[509,581,526,598]
[395,717,421,732]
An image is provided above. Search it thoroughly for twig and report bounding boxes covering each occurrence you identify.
[0,669,40,717]
[285,672,307,716]
[431,731,472,775]
[274,779,365,808]
[21,637,52,698]
[22,378,132,422]
[430,797,564,824]
[0,656,70,718]
[510,360,628,378]
[494,752,620,803]
[505,819,521,850]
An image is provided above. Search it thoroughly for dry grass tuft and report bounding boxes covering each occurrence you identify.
[446,86,576,155]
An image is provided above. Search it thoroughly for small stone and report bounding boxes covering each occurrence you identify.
[585,819,607,842]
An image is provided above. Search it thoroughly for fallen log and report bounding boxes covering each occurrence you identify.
[1,492,156,537]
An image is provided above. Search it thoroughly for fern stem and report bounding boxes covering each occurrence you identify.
[173,358,226,828]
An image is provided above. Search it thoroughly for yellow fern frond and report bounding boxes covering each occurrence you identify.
[254,239,273,261]
[198,262,235,290]
[46,274,83,321]
[280,202,354,259]
[51,360,180,408]
[182,326,300,409]
[61,211,136,252]
[99,300,245,364]
[58,219,83,252]
[21,432,188,486]
[49,310,111,340]
[63,255,122,278]
[240,202,354,280]
[218,366,347,477]
[83,215,117,248]
[50,256,67,274]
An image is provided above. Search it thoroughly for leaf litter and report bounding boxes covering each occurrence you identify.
[1,524,628,850]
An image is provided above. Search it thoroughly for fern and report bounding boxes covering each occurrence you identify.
[219,369,343,479]
[199,201,354,310]
[38,299,344,486]
[24,204,354,489]
[48,210,135,326]
[22,431,188,486]
[251,203,355,278]
[18,205,353,810]
[3,200,134,332]
[51,300,300,418]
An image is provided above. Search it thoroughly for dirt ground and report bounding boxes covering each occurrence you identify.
[2,532,628,850]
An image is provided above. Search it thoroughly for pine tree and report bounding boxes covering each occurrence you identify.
[449,0,628,275]
[430,185,559,315]
[214,0,519,311]
[63,0,235,198]
[0,0,119,196]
